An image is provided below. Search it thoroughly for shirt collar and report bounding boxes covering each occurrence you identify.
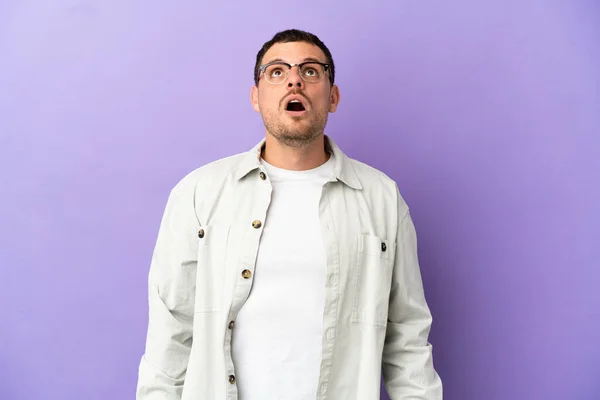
[233,135,363,190]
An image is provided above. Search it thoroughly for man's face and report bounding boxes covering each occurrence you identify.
[251,41,340,148]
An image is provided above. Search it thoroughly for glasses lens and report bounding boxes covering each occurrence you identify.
[264,63,289,84]
[300,63,325,82]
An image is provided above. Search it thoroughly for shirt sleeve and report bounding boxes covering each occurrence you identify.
[382,185,443,399]
[136,188,198,400]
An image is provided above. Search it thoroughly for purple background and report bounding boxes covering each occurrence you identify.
[1,1,599,399]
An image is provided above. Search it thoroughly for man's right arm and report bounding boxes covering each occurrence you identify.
[136,188,198,400]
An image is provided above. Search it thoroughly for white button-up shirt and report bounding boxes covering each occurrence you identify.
[136,136,443,400]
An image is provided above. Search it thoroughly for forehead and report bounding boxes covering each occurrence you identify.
[261,41,327,64]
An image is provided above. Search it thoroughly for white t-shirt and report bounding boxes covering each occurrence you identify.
[231,154,335,400]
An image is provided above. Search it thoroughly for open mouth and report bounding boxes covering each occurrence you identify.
[285,99,306,112]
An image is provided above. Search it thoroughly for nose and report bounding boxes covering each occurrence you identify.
[287,66,304,89]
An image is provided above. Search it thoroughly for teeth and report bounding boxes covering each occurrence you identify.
[290,100,300,103]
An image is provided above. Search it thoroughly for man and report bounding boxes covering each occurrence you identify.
[136,29,442,400]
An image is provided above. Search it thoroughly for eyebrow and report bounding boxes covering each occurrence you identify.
[263,57,326,65]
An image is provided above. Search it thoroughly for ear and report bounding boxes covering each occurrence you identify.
[328,84,340,113]
[250,85,260,112]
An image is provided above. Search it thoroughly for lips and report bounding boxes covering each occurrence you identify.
[283,95,308,113]
[286,99,305,112]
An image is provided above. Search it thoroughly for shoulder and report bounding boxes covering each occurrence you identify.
[346,156,410,216]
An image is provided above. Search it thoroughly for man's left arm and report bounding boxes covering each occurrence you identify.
[382,190,443,399]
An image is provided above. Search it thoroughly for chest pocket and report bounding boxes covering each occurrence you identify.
[351,233,396,327]
[195,224,230,313]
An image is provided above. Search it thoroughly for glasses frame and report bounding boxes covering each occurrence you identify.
[258,61,330,85]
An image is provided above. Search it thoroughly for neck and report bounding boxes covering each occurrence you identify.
[261,133,330,171]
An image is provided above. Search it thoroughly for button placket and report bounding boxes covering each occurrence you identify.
[326,327,335,342]
[319,383,328,396]
[224,183,270,398]
[315,190,338,398]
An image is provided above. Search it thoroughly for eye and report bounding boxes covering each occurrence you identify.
[270,68,284,78]
[304,68,317,76]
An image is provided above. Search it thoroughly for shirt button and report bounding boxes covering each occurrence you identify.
[259,171,266,180]
[252,220,262,229]
[229,375,236,384]
[381,242,387,252]
[198,229,205,239]
[242,269,252,279]
[228,320,235,329]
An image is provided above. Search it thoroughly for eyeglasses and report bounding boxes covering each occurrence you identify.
[258,61,330,84]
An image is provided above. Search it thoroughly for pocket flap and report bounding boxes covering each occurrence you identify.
[359,233,395,261]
